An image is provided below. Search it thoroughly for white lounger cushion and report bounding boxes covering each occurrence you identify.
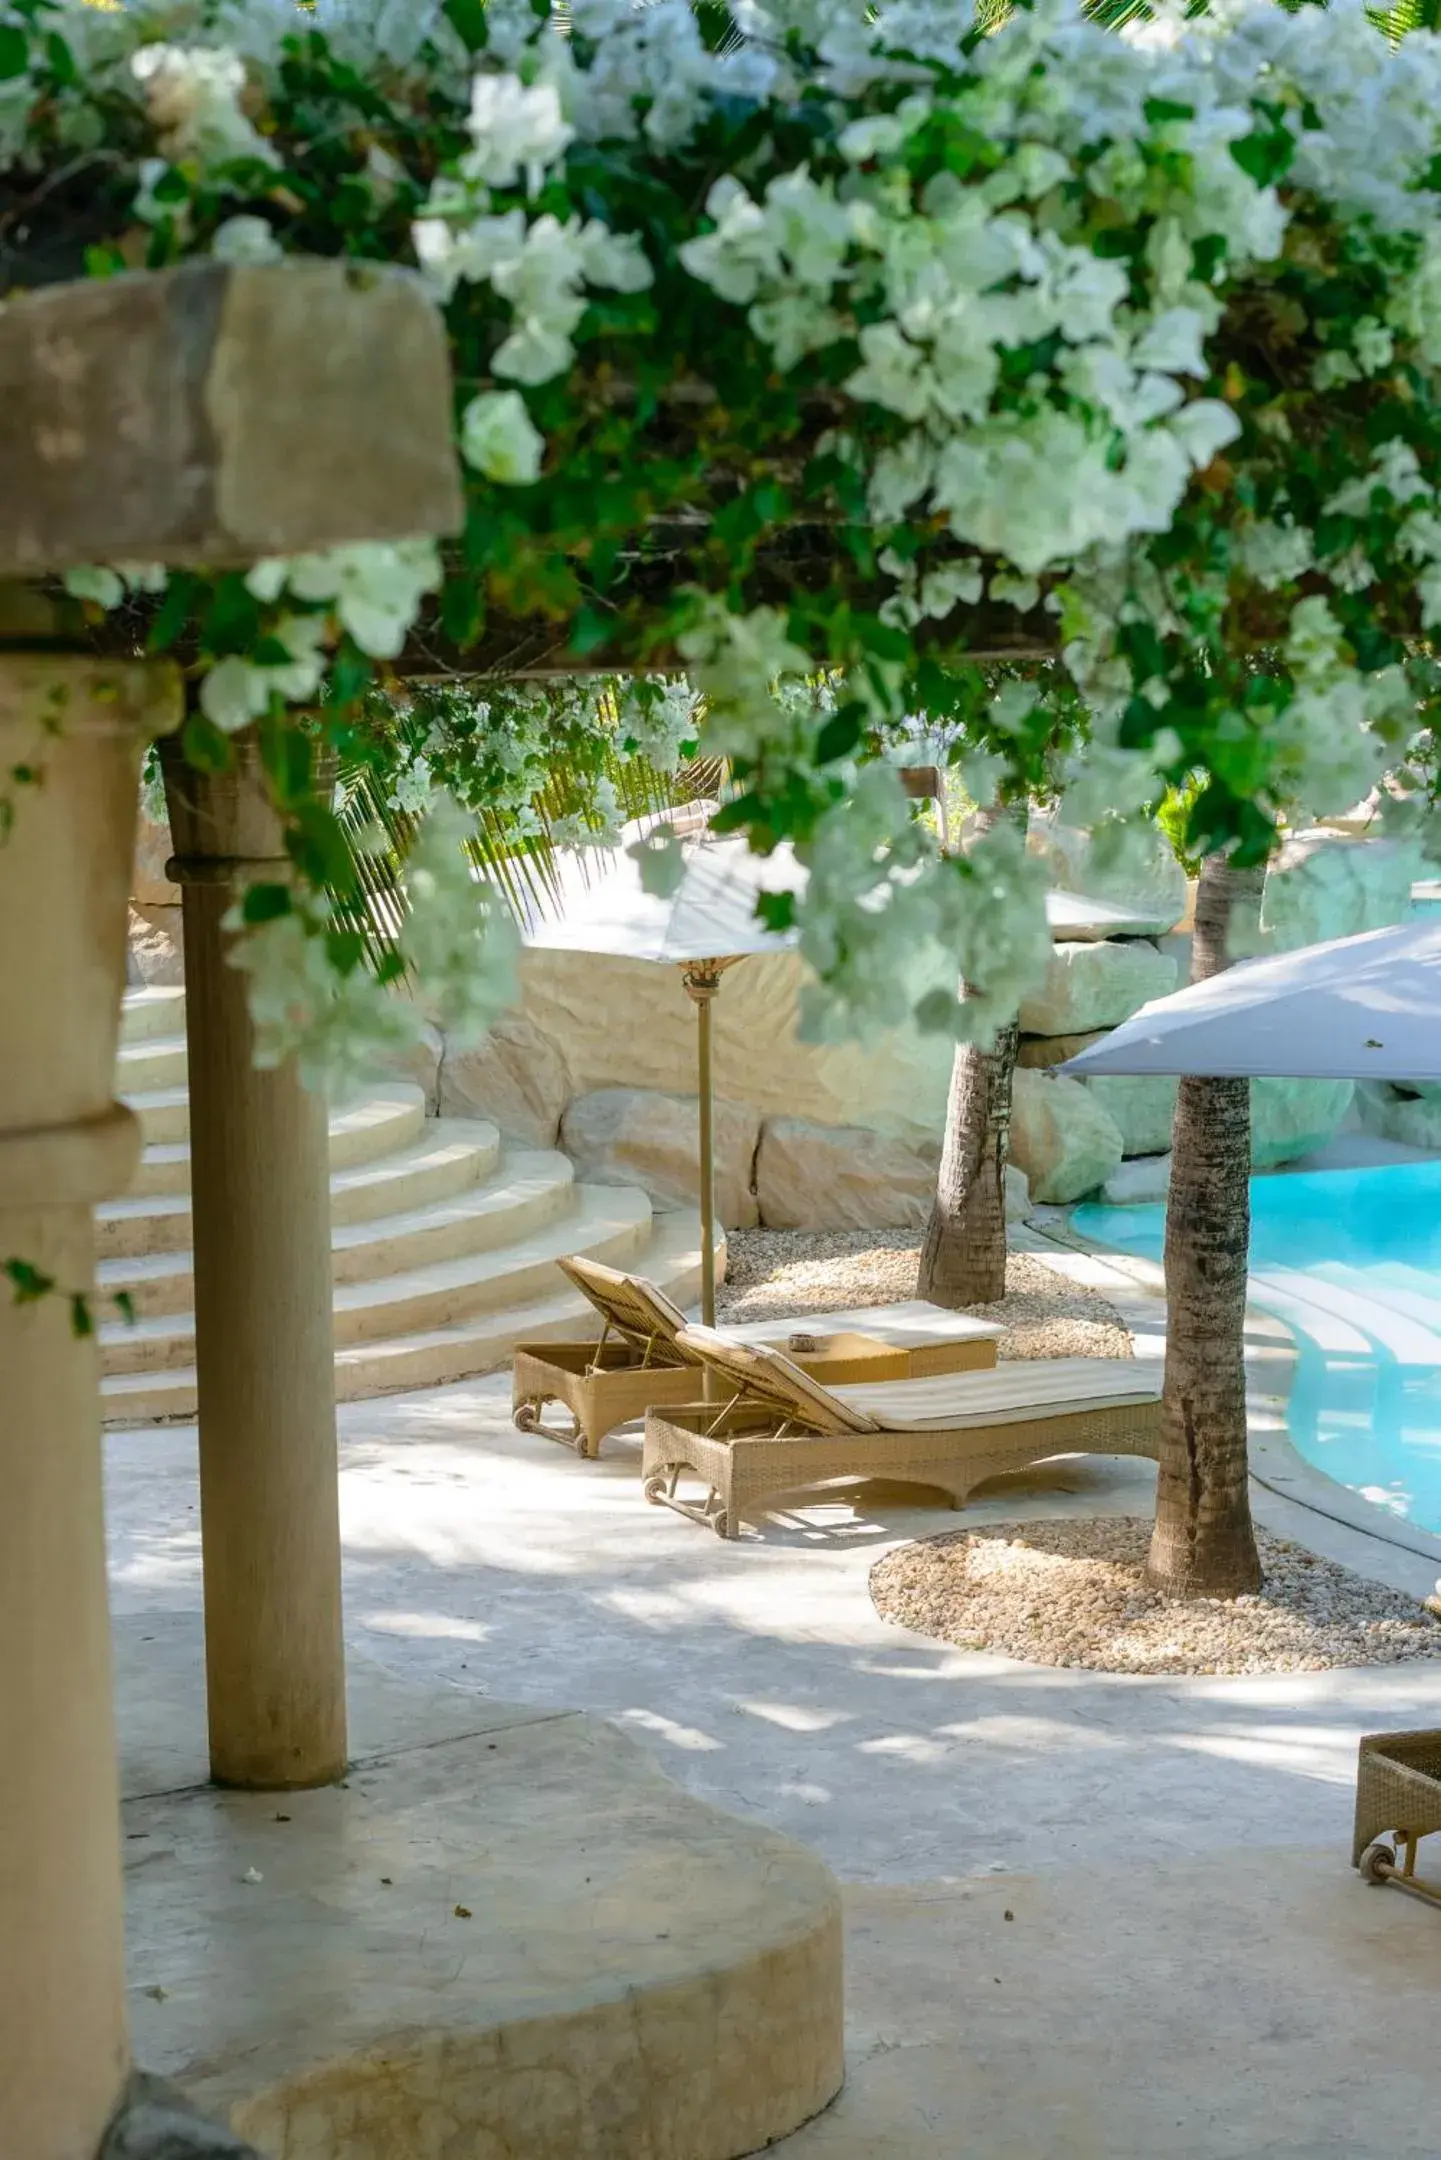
[726,1299,1005,1349]
[831,1357,1163,1433]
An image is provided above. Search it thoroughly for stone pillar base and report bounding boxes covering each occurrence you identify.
[126,1705,844,2159]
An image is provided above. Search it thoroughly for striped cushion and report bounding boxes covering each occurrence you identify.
[832,1357,1162,1433]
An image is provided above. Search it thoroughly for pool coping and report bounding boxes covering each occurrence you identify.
[1020,1218,1441,1576]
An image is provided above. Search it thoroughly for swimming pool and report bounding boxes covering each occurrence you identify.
[1075,1161,1441,1536]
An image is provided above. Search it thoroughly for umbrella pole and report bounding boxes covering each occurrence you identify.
[682,963,724,1327]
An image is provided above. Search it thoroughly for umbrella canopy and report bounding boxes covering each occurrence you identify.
[525,832,804,963]
[526,829,1157,957]
[1062,915,1441,1081]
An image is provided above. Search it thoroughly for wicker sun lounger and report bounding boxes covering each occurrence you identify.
[642,1325,1163,1538]
[511,1260,701,1458]
[1353,1729,1441,1901]
[511,1258,1006,1459]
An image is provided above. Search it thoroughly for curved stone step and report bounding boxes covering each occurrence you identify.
[100,1209,719,1422]
[128,1085,190,1146]
[119,985,186,1046]
[121,1084,426,1198]
[117,1032,188,1096]
[327,1205,715,1402]
[99,1186,653,1378]
[97,1119,500,1262]
[97,1149,574,1319]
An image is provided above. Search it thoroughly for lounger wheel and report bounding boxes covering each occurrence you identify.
[643,1473,669,1506]
[513,1398,542,1434]
[1360,1842,1396,1885]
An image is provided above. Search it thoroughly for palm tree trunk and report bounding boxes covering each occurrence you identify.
[1147,851,1267,1597]
[917,1013,1018,1307]
[917,801,1019,1310]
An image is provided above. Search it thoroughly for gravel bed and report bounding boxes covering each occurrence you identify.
[718,1229,1132,1363]
[871,1516,1441,1675]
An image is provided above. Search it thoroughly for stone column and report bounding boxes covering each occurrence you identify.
[0,654,176,2160]
[162,735,346,1790]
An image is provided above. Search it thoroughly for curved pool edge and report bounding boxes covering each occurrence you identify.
[1034,1218,1441,1575]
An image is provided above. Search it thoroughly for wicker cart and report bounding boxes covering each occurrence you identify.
[642,1324,1162,1538]
[1353,1729,1441,1902]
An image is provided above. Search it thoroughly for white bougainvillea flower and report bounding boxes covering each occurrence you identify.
[62,563,168,609]
[211,214,282,264]
[199,614,328,734]
[131,44,276,169]
[62,566,125,609]
[460,389,545,484]
[397,794,521,1045]
[414,201,651,382]
[462,72,574,194]
[246,541,441,658]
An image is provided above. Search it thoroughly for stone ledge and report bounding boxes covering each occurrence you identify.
[125,1705,844,2160]
[0,260,461,574]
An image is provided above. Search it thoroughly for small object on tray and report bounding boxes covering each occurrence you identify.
[788,1332,819,1355]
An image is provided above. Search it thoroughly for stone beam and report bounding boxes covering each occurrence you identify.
[0,259,464,576]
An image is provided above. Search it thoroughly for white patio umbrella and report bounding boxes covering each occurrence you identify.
[1062,915,1441,1081]
[525,832,804,1323]
[525,827,1161,1322]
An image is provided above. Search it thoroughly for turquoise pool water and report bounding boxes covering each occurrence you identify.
[1075,1162,1441,1535]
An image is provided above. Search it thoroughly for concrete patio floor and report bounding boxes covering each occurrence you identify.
[107,1325,1441,2154]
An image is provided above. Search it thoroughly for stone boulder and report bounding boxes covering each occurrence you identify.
[439,1012,573,1147]
[1356,1082,1441,1150]
[1261,829,1420,953]
[1083,1074,1178,1159]
[1009,1068,1124,1204]
[127,903,185,985]
[1252,1077,1355,1166]
[1028,813,1189,934]
[1017,1029,1109,1069]
[563,1087,760,1228]
[384,1018,443,1114]
[755,1118,938,1231]
[516,947,955,1150]
[1099,1154,1171,1206]
[1018,940,1177,1038]
[133,804,180,906]
[1005,1162,1032,1223]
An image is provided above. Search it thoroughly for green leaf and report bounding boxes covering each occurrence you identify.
[151,163,192,205]
[816,709,863,764]
[439,575,483,650]
[755,889,796,932]
[146,572,197,652]
[1229,127,1294,187]
[0,25,28,78]
[83,242,129,279]
[68,1293,94,1339]
[180,713,232,774]
[287,801,355,893]
[45,30,75,83]
[112,1291,137,1328]
[570,604,616,656]
[323,925,366,975]
[444,0,489,48]
[4,1257,54,1304]
[239,881,293,925]
[325,645,373,708]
